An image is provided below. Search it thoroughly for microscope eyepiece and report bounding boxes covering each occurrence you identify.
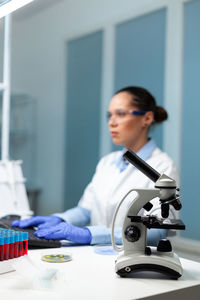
[123,150,160,183]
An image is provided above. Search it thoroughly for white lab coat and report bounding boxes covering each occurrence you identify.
[79,147,179,229]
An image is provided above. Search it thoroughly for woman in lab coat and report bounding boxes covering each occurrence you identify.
[13,86,178,246]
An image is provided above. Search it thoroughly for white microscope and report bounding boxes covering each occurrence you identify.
[111,150,185,279]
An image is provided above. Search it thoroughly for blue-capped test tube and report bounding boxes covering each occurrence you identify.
[22,232,28,255]
[0,236,4,261]
[9,233,15,259]
[0,228,28,260]
[3,234,10,260]
[18,232,23,257]
[14,232,19,258]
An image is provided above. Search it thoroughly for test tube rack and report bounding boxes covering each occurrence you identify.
[0,228,28,275]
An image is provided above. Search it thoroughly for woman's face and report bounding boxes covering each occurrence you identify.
[108,92,153,150]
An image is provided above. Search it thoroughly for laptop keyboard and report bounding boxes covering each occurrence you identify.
[0,218,61,249]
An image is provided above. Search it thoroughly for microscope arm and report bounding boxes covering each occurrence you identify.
[111,188,160,252]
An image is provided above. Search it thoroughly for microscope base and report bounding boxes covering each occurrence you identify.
[115,248,183,279]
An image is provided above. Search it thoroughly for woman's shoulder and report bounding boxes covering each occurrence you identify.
[150,147,175,164]
[148,147,178,180]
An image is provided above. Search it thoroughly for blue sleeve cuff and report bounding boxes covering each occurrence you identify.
[86,227,168,246]
[53,206,91,227]
[86,226,122,245]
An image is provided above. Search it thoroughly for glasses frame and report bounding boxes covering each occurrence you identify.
[106,109,148,122]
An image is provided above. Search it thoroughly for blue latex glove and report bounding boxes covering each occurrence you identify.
[35,222,92,244]
[12,216,62,229]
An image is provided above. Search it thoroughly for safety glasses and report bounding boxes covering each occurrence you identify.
[106,109,148,122]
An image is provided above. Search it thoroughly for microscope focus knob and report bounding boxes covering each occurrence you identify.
[124,225,140,242]
[157,239,172,252]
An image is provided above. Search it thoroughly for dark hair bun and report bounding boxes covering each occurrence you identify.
[154,106,168,123]
[115,86,168,125]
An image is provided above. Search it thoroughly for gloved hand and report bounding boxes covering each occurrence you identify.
[35,222,92,244]
[12,216,62,229]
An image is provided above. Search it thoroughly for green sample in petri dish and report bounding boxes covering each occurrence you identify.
[42,254,72,263]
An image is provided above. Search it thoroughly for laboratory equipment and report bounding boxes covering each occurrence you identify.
[0,15,32,218]
[0,227,28,274]
[112,150,185,279]
[12,255,63,290]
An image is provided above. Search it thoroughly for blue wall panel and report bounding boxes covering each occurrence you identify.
[114,9,166,150]
[64,31,103,210]
[181,0,200,240]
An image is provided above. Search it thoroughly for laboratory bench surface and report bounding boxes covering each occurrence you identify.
[0,246,200,300]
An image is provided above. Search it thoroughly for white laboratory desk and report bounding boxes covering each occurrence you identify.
[0,246,200,300]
